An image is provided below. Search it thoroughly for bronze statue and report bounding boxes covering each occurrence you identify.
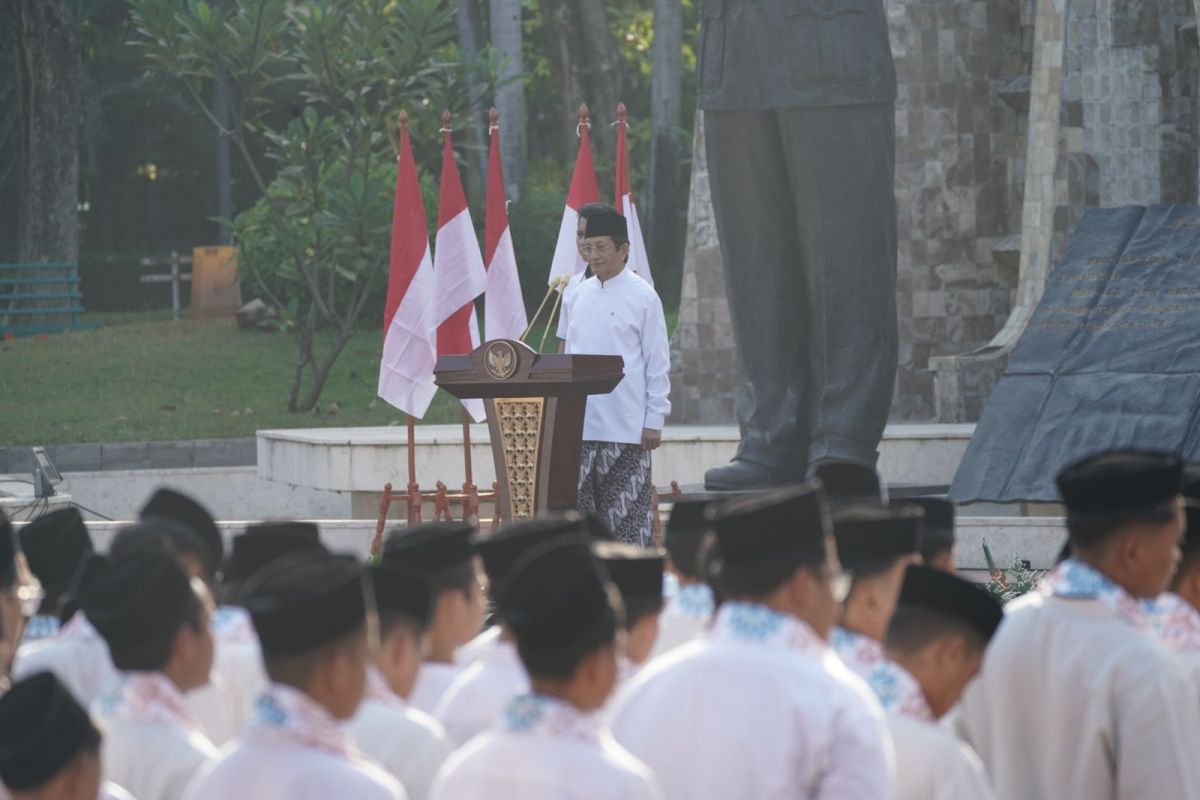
[699,0,899,489]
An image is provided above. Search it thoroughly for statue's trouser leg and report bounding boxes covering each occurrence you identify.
[706,109,810,476]
[706,103,898,472]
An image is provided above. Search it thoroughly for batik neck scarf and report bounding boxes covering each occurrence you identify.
[211,605,257,644]
[21,614,60,644]
[253,683,359,758]
[500,692,601,744]
[711,602,826,659]
[831,627,932,721]
[1144,592,1200,653]
[364,666,406,710]
[1039,559,1151,630]
[672,583,715,620]
[96,672,200,730]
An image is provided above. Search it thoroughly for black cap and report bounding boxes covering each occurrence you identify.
[244,551,368,656]
[1057,450,1182,517]
[368,564,433,629]
[906,497,955,557]
[0,672,100,791]
[898,565,1003,643]
[109,518,210,568]
[583,206,628,241]
[77,545,197,650]
[497,538,617,650]
[0,509,16,588]
[473,513,591,584]
[593,542,664,607]
[666,496,720,544]
[813,460,885,506]
[140,488,223,575]
[831,503,924,573]
[382,521,476,574]
[709,481,830,565]
[225,522,328,588]
[18,508,93,607]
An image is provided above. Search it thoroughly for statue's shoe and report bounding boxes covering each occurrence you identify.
[703,459,799,491]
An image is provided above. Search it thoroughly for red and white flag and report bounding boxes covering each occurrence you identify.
[547,104,600,284]
[378,114,439,418]
[614,103,653,286]
[484,109,528,342]
[434,115,487,422]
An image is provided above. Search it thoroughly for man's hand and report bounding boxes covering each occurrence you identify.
[641,428,662,452]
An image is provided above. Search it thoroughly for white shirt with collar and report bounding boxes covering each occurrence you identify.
[433,639,527,746]
[565,267,671,445]
[430,692,662,800]
[186,605,267,746]
[408,661,463,716]
[93,672,219,800]
[345,669,454,800]
[14,612,118,707]
[610,602,895,800]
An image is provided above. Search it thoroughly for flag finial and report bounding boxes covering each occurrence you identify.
[578,103,591,127]
[616,102,628,125]
[441,109,453,132]
[398,110,409,130]
[489,107,499,126]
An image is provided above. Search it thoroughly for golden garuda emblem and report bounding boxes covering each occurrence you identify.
[484,340,518,380]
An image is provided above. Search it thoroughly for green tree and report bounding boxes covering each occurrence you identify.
[128,0,498,412]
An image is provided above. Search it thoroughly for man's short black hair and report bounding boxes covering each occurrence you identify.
[378,609,424,641]
[107,588,204,672]
[886,605,987,656]
[717,551,824,600]
[263,622,366,689]
[623,597,665,629]
[515,614,617,681]
[665,534,705,581]
[1067,500,1178,549]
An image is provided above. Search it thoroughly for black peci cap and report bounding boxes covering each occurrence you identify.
[898,564,1003,643]
[593,542,664,607]
[244,551,368,657]
[18,508,93,608]
[813,460,885,506]
[140,488,224,575]
[831,503,924,574]
[583,206,628,242]
[709,481,830,565]
[382,521,476,574]
[0,672,100,791]
[473,513,591,584]
[77,544,197,650]
[497,538,617,650]
[369,564,434,629]
[1057,450,1182,519]
[225,522,328,588]
[906,497,955,558]
[0,508,17,589]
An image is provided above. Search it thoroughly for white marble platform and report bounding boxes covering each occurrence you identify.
[257,423,977,498]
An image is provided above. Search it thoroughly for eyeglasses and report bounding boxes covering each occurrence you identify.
[579,241,615,257]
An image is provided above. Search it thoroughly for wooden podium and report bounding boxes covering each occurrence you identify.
[435,339,623,522]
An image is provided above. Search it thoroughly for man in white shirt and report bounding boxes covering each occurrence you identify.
[431,535,662,799]
[80,533,219,800]
[0,671,134,800]
[435,517,589,745]
[346,553,453,800]
[883,565,1002,800]
[593,542,663,680]
[610,482,896,799]
[17,507,93,646]
[649,497,720,659]
[186,550,404,800]
[1144,470,1200,684]
[190,521,329,745]
[385,523,487,715]
[958,449,1200,800]
[565,204,671,546]
[828,503,922,704]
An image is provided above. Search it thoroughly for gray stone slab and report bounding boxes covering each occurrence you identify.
[192,439,256,467]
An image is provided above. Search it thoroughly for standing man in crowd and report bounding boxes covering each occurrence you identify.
[958,450,1200,799]
[564,204,671,546]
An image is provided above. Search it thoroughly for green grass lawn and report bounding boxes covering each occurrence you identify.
[0,309,677,446]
